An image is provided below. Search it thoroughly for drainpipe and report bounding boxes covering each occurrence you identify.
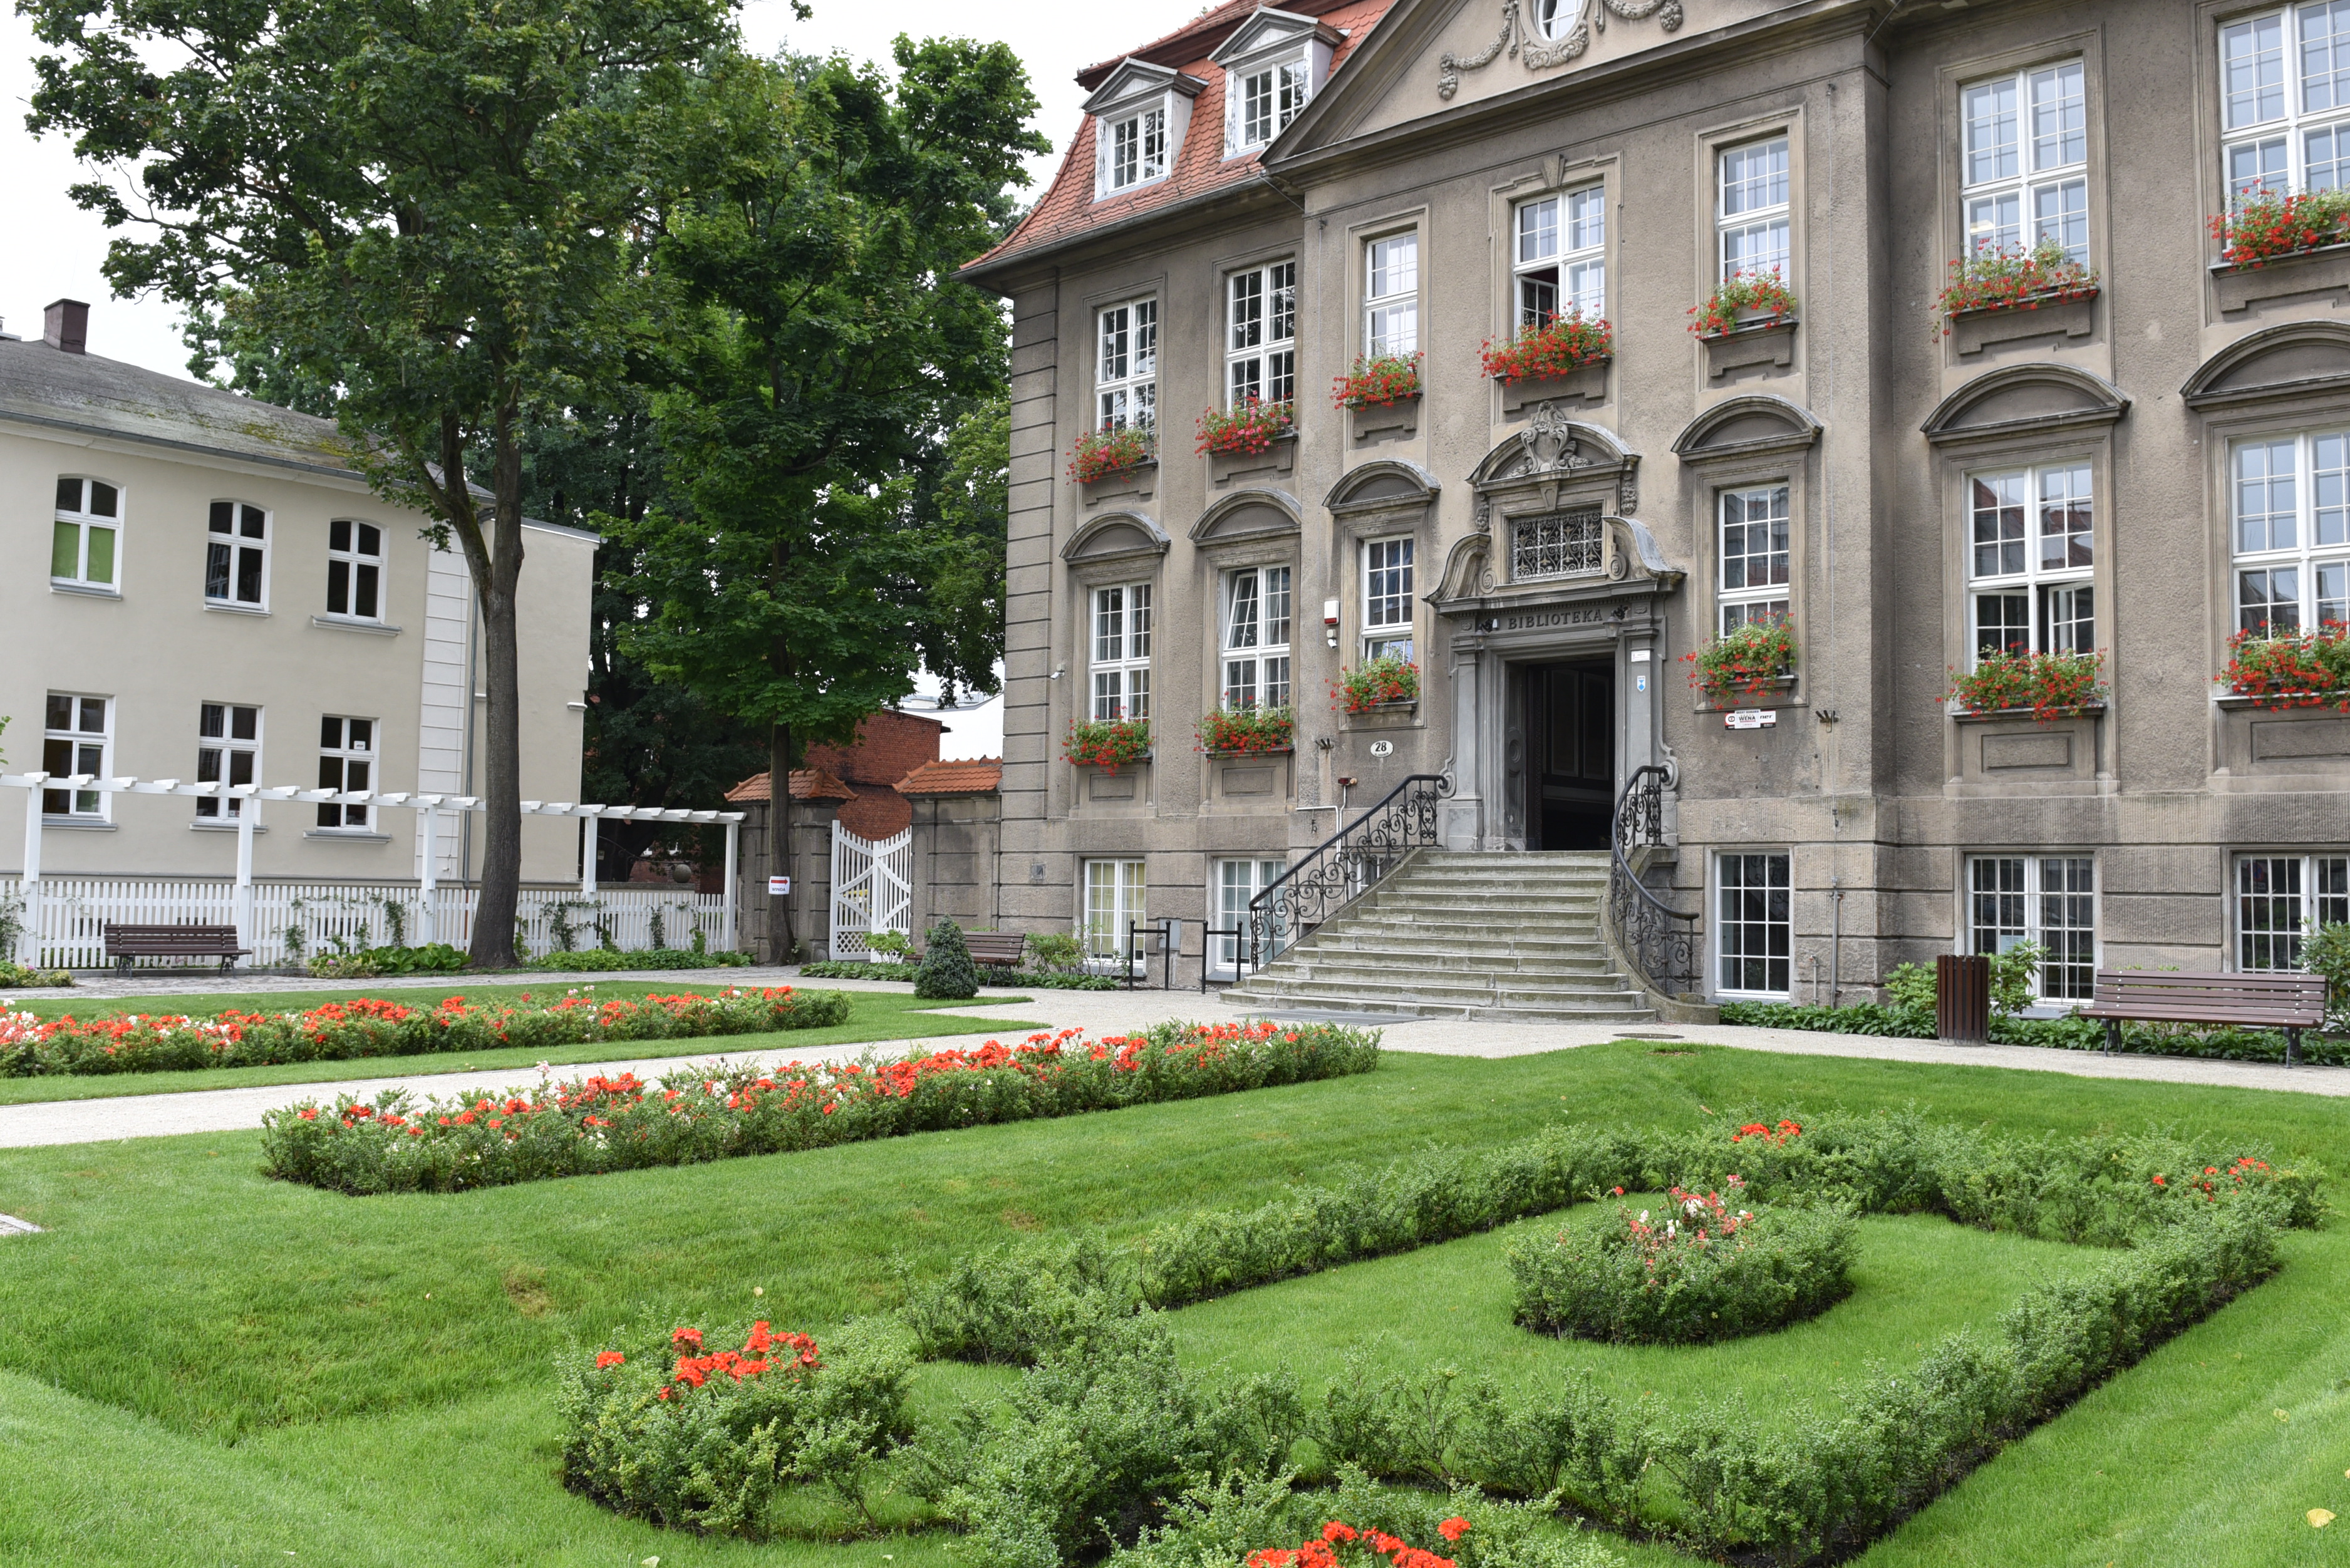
[1830,879,1845,1009]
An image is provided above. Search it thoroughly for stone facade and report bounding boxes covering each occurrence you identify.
[961,0,2350,1000]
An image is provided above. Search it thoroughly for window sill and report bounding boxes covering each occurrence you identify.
[189,820,267,832]
[1497,358,1610,412]
[204,602,271,618]
[1348,395,1420,443]
[1949,289,2098,358]
[1696,317,1796,380]
[311,614,401,636]
[1203,746,1295,759]
[1077,458,1158,504]
[2213,691,2350,711]
[1694,673,1799,712]
[49,580,122,600]
[40,817,116,830]
[304,829,390,843]
[1947,701,2107,724]
[1092,175,1170,204]
[2209,239,2350,315]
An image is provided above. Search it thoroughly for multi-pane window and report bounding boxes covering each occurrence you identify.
[1226,262,1297,407]
[40,694,109,818]
[1365,234,1419,356]
[51,477,120,591]
[1513,187,1605,328]
[195,703,260,820]
[1969,855,2098,1001]
[1213,858,1290,974]
[1717,852,1793,997]
[1090,584,1152,722]
[1231,56,1309,152]
[316,716,375,829]
[1967,463,2095,659]
[2222,5,2350,203]
[1221,565,1292,710]
[1080,859,1147,967]
[1104,104,1168,192]
[1960,61,2089,263]
[326,519,384,621]
[1717,136,1791,282]
[1364,538,1415,663]
[1718,485,1791,635]
[2237,852,2350,969]
[1096,299,1158,433]
[2231,431,2350,635]
[205,500,268,608]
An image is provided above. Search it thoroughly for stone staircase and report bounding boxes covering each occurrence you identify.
[1221,849,1657,1024]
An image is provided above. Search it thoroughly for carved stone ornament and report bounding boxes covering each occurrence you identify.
[1438,0,1685,100]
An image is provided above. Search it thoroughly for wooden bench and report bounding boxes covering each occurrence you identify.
[958,931,1028,967]
[102,922,251,974]
[2076,969,2327,1066]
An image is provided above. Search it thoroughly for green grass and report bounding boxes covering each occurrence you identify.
[0,987,1045,1104]
[0,1041,2344,1565]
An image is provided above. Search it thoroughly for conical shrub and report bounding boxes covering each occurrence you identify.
[914,919,982,1000]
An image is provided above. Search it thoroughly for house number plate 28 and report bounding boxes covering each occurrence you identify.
[1370,740,1395,756]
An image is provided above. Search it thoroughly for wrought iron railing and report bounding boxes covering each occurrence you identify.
[1243,772,1452,972]
[1608,763,1702,999]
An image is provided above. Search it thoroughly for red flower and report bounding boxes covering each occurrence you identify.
[297,1108,318,1120]
[2153,1174,2167,1186]
[1437,1518,1471,1542]
[671,1326,703,1350]
[594,1351,625,1369]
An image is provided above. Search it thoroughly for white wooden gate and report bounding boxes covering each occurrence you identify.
[829,823,913,960]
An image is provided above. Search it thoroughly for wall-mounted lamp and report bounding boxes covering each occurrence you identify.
[1048,663,1066,681]
[1322,597,1340,647]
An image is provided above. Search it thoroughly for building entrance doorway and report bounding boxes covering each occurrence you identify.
[1525,659,1613,850]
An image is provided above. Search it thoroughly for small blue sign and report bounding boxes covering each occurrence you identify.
[1635,674,1648,693]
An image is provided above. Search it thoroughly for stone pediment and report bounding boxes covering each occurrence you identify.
[1672,394,1821,463]
[1921,364,2129,446]
[1469,404,1642,513]
[1211,7,1339,68]
[1190,488,1301,544]
[1429,512,1680,612]
[1082,59,1206,116]
[1060,510,1170,565]
[2181,320,2350,410]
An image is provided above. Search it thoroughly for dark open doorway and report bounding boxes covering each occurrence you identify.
[1525,659,1614,850]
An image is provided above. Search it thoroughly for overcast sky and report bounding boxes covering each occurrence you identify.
[0,0,1206,377]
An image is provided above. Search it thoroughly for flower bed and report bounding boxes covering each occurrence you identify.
[1248,1519,1471,1568]
[0,961,71,989]
[1198,705,1294,755]
[1933,238,2099,331]
[1335,656,1419,713]
[1064,716,1151,772]
[1720,998,2350,1066]
[1479,313,1612,381]
[561,1317,913,1536]
[1947,647,2105,720]
[2210,187,2350,267]
[528,946,753,972]
[1688,271,1798,337]
[1067,425,1155,483]
[261,1019,1384,1194]
[1331,353,1422,408]
[1508,1179,1859,1344]
[799,957,1121,990]
[0,984,849,1078]
[1196,398,1293,456]
[1683,618,1794,706]
[2217,624,2350,711]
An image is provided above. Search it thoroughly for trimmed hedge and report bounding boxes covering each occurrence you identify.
[799,957,1120,990]
[1721,998,2350,1066]
[529,947,753,972]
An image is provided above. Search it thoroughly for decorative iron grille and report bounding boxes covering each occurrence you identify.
[1242,773,1451,972]
[1607,763,1702,999]
[1511,510,1603,581]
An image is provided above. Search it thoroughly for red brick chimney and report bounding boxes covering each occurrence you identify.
[44,299,88,354]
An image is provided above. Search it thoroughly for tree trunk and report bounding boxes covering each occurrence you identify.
[468,401,529,969]
[768,720,796,962]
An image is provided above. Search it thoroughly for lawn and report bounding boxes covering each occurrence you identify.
[0,985,1045,1104]
[0,1041,2343,1567]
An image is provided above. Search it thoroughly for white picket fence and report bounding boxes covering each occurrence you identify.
[0,877,732,970]
[829,823,913,961]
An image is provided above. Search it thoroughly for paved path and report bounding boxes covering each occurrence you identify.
[0,972,2343,1148]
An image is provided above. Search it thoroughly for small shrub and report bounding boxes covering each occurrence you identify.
[1065,716,1152,771]
[1947,647,2106,720]
[864,930,914,962]
[1683,618,1796,706]
[1332,352,1422,408]
[2307,922,2350,1031]
[528,946,751,972]
[914,921,982,1001]
[1026,932,1084,971]
[0,961,72,989]
[1198,706,1295,755]
[308,942,468,979]
[1688,271,1798,337]
[1196,398,1293,456]
[1068,425,1155,483]
[1335,657,1419,713]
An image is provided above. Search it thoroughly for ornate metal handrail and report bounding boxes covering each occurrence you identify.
[1608,763,1701,999]
[1243,773,1452,972]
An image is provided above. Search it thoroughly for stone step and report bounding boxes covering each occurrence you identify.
[1226,981,1654,1022]
[1303,934,1614,961]
[1235,969,1642,1005]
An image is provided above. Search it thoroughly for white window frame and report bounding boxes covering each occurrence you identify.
[2235,852,2350,969]
[1513,185,1605,329]
[1102,101,1170,195]
[1211,857,1291,976]
[1226,260,1297,408]
[2230,429,2350,636]
[1960,59,2089,263]
[51,476,122,592]
[326,518,386,622]
[41,693,111,819]
[1227,53,1310,155]
[2221,4,2350,204]
[1095,297,1158,433]
[195,702,262,820]
[1968,854,2098,1002]
[1531,0,1577,38]
[1717,484,1792,636]
[1080,859,1147,972]
[1966,462,2096,661]
[206,499,271,610]
[1364,233,1419,357]
[1717,135,1791,283]
[1221,564,1293,711]
[1089,582,1152,723]
[1363,537,1415,664]
[316,715,377,830]
[1716,852,1793,999]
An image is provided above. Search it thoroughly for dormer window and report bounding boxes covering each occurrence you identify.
[1108,105,1169,190]
[1213,7,1336,159]
[1233,56,1309,152]
[1085,60,1203,202]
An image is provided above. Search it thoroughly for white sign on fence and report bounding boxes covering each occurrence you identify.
[768,876,791,896]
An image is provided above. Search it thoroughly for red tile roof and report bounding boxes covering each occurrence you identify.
[894,758,1005,797]
[723,768,854,805]
[966,0,1397,277]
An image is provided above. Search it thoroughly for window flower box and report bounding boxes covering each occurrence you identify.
[1066,426,1156,486]
[1196,705,1294,756]
[1063,717,1152,773]
[1946,648,2106,723]
[1333,656,1419,714]
[1937,240,2100,354]
[1195,398,1293,458]
[2210,188,2350,269]
[1333,353,1422,443]
[1684,619,1796,708]
[1483,314,1613,411]
[1689,272,1798,339]
[2217,626,2350,712]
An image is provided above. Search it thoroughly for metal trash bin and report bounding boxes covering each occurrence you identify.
[1937,953,1991,1043]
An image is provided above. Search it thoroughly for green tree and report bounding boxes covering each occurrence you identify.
[24,0,733,966]
[626,39,1042,957]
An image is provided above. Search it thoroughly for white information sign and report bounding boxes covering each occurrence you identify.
[1724,709,1778,731]
[768,875,792,896]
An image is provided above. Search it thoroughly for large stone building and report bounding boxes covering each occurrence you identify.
[960,0,2350,1006]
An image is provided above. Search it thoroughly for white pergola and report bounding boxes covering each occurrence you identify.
[1,772,742,951]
